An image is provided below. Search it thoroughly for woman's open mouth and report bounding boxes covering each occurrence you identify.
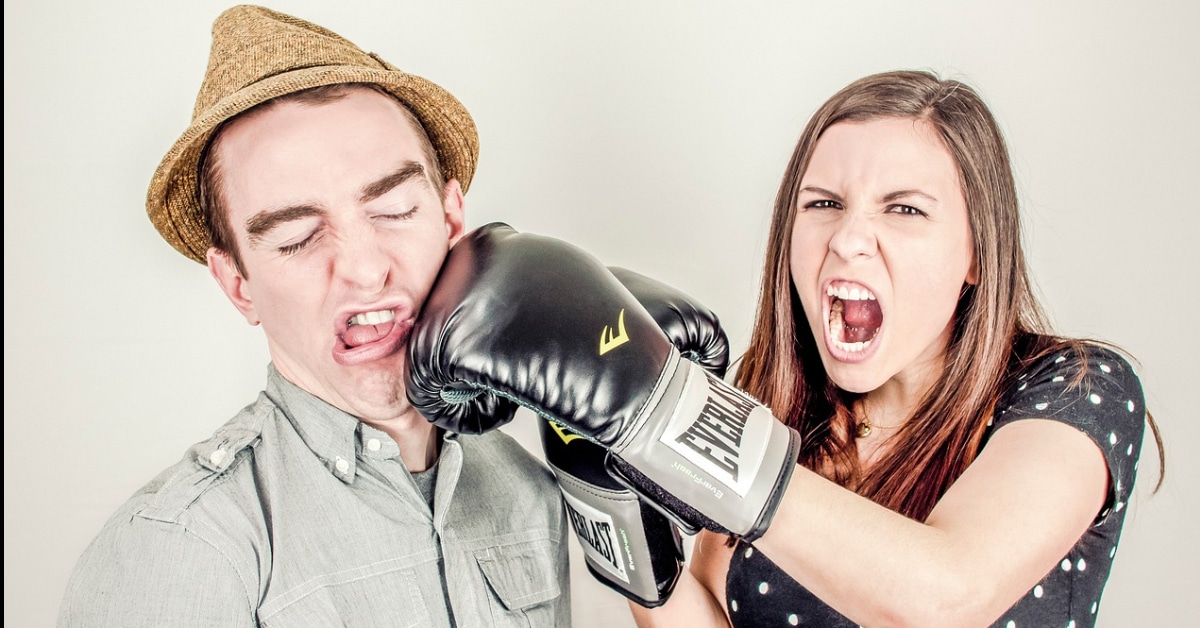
[827,284,881,354]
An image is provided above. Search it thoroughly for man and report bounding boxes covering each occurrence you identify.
[57,5,569,626]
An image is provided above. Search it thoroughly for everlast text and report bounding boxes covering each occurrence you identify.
[674,380,757,482]
[565,502,620,570]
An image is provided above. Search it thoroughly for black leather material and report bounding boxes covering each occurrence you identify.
[608,267,729,379]
[406,222,674,442]
[540,271,728,606]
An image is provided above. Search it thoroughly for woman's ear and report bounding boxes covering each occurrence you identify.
[966,254,980,285]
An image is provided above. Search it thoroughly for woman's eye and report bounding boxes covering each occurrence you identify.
[889,204,927,217]
[805,199,841,210]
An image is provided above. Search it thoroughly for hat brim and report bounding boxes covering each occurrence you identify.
[146,65,478,264]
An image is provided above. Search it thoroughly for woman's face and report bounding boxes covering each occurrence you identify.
[790,117,976,396]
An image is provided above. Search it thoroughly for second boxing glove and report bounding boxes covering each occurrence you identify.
[543,267,728,607]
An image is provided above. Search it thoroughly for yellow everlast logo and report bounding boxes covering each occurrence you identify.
[599,309,630,355]
[550,421,584,444]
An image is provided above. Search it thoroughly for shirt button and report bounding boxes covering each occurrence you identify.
[335,458,350,474]
[209,449,227,466]
[366,438,382,452]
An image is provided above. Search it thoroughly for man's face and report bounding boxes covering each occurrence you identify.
[206,87,465,423]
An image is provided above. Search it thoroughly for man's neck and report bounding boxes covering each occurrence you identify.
[364,414,441,472]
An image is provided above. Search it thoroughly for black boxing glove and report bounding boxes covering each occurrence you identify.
[542,267,728,607]
[407,222,800,541]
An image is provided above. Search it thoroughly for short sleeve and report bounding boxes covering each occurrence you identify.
[991,344,1146,526]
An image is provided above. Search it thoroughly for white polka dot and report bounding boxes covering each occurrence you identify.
[1100,363,1111,373]
[1126,400,1135,412]
[1115,501,1125,512]
[1052,375,1065,383]
[744,547,754,558]
[1006,621,1016,628]
[1034,585,1044,598]
[1055,355,1067,363]
[1134,461,1139,471]
[1091,602,1098,613]
[758,582,769,594]
[1089,393,1102,404]
[731,599,738,612]
[788,614,799,626]
[1067,621,1076,628]
[1108,432,1118,445]
[1077,558,1087,571]
[1035,402,1049,411]
[1061,559,1072,572]
[1018,382,1027,391]
[335,458,350,474]
[1126,444,1133,456]
[1110,546,1117,558]
[366,438,382,452]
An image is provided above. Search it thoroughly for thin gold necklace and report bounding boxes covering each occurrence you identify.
[855,403,903,438]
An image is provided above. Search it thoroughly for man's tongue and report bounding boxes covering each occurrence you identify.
[842,299,882,344]
[343,321,396,348]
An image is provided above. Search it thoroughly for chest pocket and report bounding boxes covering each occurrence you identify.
[259,565,432,628]
[475,537,561,627]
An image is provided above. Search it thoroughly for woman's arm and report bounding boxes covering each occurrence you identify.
[630,529,735,627]
[755,418,1107,627]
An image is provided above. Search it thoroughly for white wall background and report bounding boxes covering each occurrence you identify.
[5,1,1197,625]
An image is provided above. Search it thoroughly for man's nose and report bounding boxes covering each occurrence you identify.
[333,229,390,294]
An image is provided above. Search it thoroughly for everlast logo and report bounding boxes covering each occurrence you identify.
[565,501,621,571]
[674,381,757,482]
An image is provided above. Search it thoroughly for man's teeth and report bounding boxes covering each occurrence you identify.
[348,310,395,327]
[826,285,876,301]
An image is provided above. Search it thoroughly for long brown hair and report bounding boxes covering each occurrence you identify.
[735,70,1163,521]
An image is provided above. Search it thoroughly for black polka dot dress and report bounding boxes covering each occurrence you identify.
[726,345,1146,627]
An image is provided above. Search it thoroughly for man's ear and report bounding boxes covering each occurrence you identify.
[441,178,466,247]
[207,247,260,326]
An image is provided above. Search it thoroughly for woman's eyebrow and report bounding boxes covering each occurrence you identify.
[798,186,845,203]
[881,189,939,204]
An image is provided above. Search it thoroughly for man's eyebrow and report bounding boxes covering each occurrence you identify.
[360,162,428,203]
[245,205,324,242]
[882,189,939,204]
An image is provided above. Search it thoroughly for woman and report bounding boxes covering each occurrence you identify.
[634,70,1163,627]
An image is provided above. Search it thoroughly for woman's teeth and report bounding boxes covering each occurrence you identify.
[827,285,880,353]
[348,310,395,327]
[826,285,876,301]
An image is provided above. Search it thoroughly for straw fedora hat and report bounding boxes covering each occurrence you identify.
[147,4,479,264]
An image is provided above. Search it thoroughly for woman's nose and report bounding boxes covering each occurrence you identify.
[828,212,878,261]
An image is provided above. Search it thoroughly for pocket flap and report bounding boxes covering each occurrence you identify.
[475,538,561,611]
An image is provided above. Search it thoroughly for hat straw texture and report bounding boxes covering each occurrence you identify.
[147,4,479,263]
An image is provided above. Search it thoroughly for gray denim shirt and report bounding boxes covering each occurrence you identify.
[58,365,570,627]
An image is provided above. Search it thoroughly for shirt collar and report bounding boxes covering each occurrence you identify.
[264,364,362,484]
